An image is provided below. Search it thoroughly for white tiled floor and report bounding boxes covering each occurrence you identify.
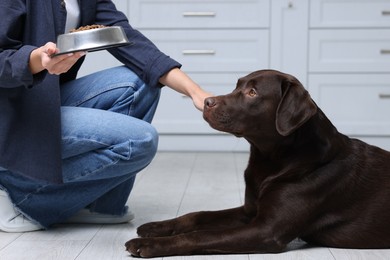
[0,152,389,260]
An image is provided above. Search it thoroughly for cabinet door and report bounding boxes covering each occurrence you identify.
[309,29,390,73]
[270,0,309,86]
[309,74,390,136]
[310,0,390,28]
[141,29,269,73]
[129,0,270,29]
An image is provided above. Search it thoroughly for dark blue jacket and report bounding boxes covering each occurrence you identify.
[0,0,181,183]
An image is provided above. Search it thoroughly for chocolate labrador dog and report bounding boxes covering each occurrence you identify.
[126,70,390,257]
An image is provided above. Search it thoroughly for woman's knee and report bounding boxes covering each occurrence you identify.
[135,124,159,163]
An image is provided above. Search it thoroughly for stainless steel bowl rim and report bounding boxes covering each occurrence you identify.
[56,26,131,55]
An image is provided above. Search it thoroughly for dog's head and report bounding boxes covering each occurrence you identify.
[203,70,317,140]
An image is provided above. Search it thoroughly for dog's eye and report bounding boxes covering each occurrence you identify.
[248,89,257,97]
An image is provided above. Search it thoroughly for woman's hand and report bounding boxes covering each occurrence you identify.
[29,42,86,75]
[159,68,213,111]
[191,87,213,111]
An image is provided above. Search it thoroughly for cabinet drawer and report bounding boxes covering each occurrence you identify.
[154,72,249,134]
[142,29,269,73]
[308,74,390,136]
[309,29,390,73]
[129,0,270,29]
[310,0,390,28]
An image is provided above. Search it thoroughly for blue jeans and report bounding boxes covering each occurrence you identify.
[0,66,161,228]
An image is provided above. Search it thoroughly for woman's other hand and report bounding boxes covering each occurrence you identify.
[29,42,86,75]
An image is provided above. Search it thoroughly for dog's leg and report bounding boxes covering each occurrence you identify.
[137,206,251,238]
[126,222,287,257]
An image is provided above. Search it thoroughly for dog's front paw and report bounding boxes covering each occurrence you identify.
[137,220,175,238]
[125,238,168,258]
[125,238,151,258]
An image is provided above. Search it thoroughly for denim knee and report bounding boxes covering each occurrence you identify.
[133,124,159,167]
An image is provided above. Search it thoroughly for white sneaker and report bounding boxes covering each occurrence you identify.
[64,208,135,224]
[0,190,43,232]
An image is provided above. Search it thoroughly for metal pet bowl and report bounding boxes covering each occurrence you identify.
[55,26,132,56]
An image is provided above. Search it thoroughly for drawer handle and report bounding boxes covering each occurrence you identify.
[380,49,390,54]
[182,50,216,55]
[182,12,216,17]
[379,94,390,99]
[382,10,390,15]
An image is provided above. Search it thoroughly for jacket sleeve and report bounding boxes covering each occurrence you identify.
[93,0,182,88]
[0,1,44,89]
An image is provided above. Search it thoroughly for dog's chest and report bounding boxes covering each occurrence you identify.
[244,161,280,195]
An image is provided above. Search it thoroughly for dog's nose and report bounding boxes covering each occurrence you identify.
[205,97,216,108]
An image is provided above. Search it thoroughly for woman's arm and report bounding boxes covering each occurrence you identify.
[159,68,212,111]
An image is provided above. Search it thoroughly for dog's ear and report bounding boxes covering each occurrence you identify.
[275,78,317,136]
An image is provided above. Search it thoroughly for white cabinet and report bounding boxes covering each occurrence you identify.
[78,0,390,151]
[269,0,309,86]
[308,0,390,149]
[310,0,390,28]
[309,74,390,136]
[309,30,390,73]
[140,29,269,73]
[128,0,270,29]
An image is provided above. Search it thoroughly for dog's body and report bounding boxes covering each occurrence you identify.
[126,70,390,257]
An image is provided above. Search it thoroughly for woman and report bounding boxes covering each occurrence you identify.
[0,0,210,232]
